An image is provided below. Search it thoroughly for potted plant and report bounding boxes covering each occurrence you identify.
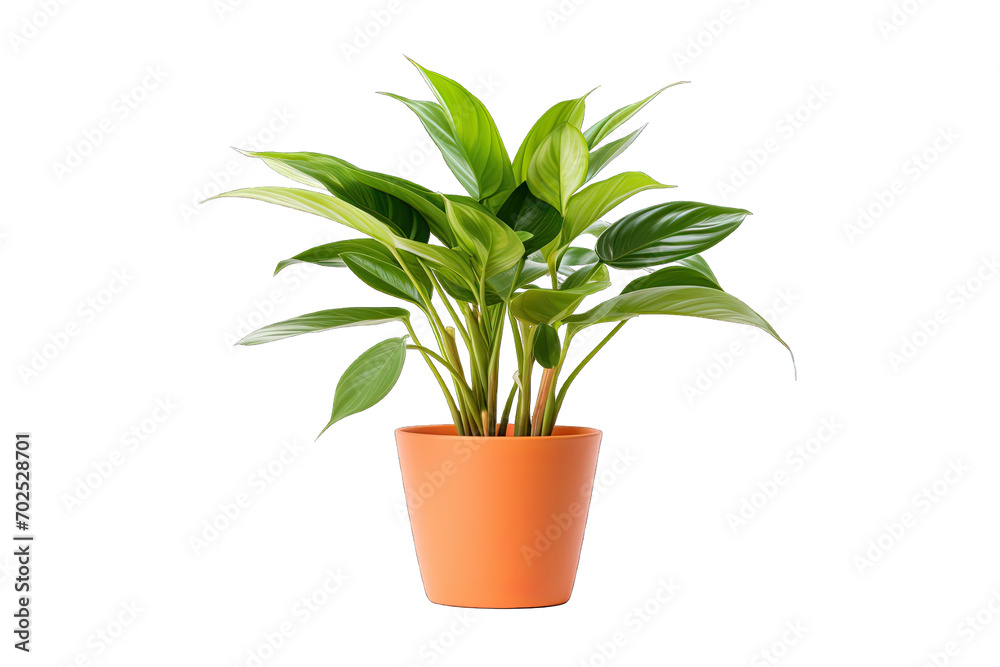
[212,59,793,608]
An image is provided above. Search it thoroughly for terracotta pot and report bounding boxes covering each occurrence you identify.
[395,424,602,608]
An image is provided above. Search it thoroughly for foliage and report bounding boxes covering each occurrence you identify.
[213,60,793,438]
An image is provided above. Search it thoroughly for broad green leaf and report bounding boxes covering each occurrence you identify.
[341,253,427,306]
[274,239,394,275]
[237,307,409,345]
[393,236,477,291]
[510,281,611,325]
[495,182,563,255]
[596,201,750,269]
[319,337,408,437]
[564,286,793,370]
[512,93,590,183]
[444,197,524,279]
[239,150,430,242]
[676,254,721,286]
[437,273,504,306]
[560,261,609,291]
[621,260,722,294]
[213,187,397,245]
[558,247,599,273]
[583,81,687,148]
[406,59,515,204]
[583,221,611,237]
[380,94,479,200]
[533,323,561,369]
[526,123,589,215]
[586,124,647,182]
[562,171,671,249]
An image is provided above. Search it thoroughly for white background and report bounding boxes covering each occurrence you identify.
[3,0,1000,664]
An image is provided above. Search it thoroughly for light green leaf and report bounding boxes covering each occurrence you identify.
[237,150,430,242]
[526,123,589,215]
[319,337,408,437]
[380,93,479,199]
[564,286,793,371]
[583,81,687,148]
[213,187,397,245]
[510,281,611,325]
[488,259,550,297]
[557,247,599,273]
[393,236,477,292]
[512,93,590,183]
[274,239,395,275]
[596,201,750,269]
[237,307,409,345]
[406,59,515,204]
[560,261,609,291]
[562,171,672,249]
[586,124,647,182]
[583,221,611,237]
[444,197,524,279]
[533,323,561,369]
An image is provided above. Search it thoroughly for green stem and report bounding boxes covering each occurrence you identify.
[403,319,463,434]
[497,382,517,437]
[553,322,627,420]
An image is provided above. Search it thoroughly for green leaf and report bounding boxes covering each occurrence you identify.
[437,273,504,306]
[237,307,409,345]
[558,247,599,273]
[564,286,793,370]
[213,187,397,245]
[526,123,589,215]
[488,258,550,297]
[405,59,515,203]
[393,236,477,292]
[583,221,611,237]
[274,239,395,275]
[586,124,647,182]
[533,323,561,369]
[341,253,427,306]
[238,150,430,242]
[561,261,609,291]
[583,82,687,148]
[562,171,671,249]
[596,201,750,269]
[621,259,722,294]
[495,182,563,255]
[512,93,590,184]
[319,337,408,437]
[444,197,524,279]
[510,281,610,325]
[380,93,480,200]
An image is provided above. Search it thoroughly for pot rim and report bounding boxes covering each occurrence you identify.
[395,424,601,441]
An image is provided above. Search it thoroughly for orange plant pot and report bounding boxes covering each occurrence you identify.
[395,424,602,608]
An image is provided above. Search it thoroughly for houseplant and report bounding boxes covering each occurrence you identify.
[213,59,794,608]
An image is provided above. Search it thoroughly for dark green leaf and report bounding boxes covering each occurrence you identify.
[319,337,408,437]
[561,261,609,290]
[533,324,561,368]
[596,201,750,269]
[237,307,409,345]
[495,182,563,255]
[274,239,395,275]
[341,253,427,306]
[621,259,722,294]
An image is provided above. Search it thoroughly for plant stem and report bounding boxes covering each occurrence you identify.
[553,322,627,422]
[497,382,517,436]
[514,323,535,436]
[532,367,556,437]
[403,319,463,433]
